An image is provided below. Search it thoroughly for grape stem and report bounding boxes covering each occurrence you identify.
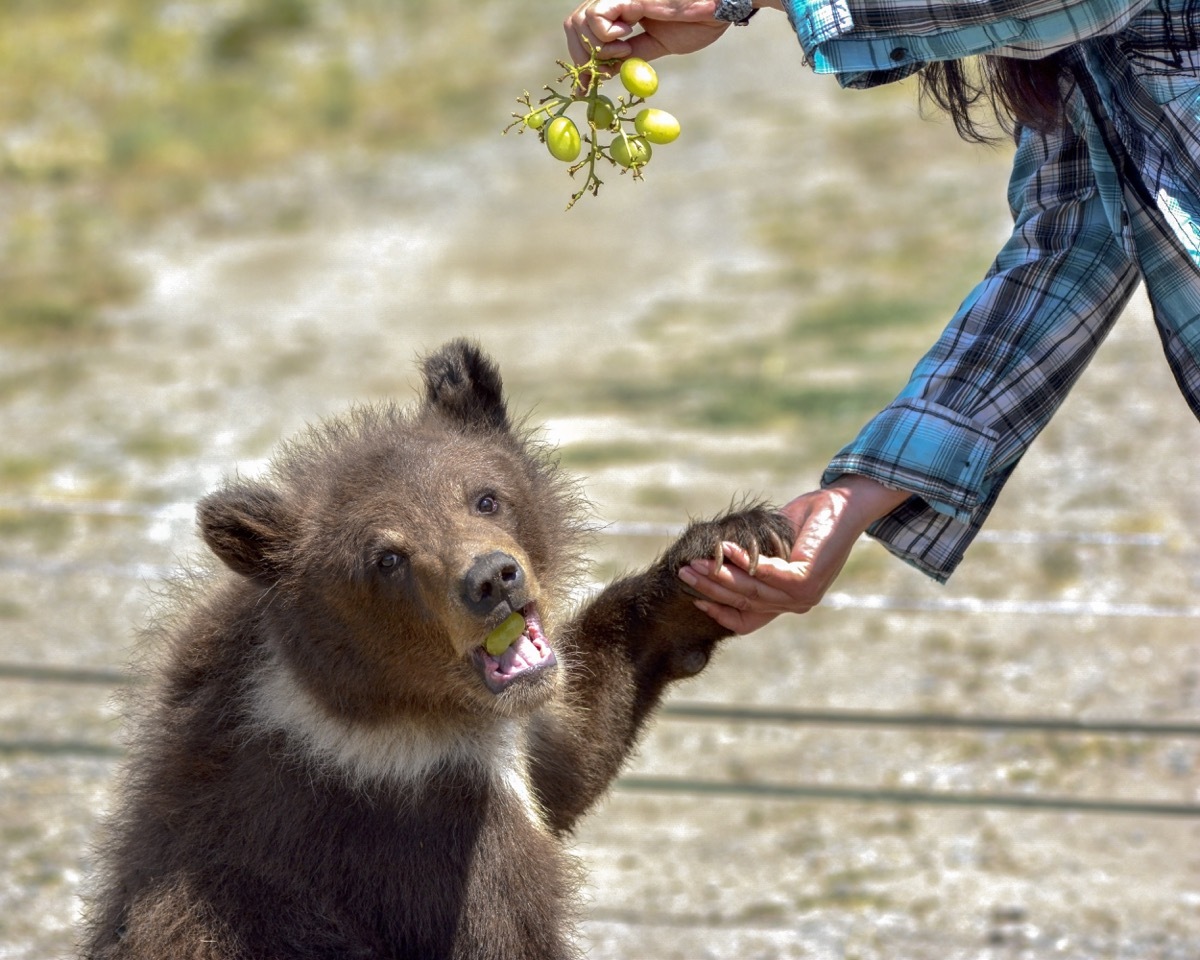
[505,38,660,207]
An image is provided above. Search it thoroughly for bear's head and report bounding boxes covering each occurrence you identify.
[197,340,587,730]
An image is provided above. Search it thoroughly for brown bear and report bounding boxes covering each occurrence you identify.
[79,338,793,960]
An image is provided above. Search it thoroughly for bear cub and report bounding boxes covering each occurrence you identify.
[80,339,793,960]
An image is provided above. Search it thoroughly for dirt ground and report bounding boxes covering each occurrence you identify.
[2,10,1199,959]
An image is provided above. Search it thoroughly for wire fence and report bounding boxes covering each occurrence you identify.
[3,668,1199,818]
[3,495,1199,819]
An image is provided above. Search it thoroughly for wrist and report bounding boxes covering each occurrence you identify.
[824,475,910,530]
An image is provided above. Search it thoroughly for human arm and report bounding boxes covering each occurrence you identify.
[682,118,1142,629]
[823,116,1142,582]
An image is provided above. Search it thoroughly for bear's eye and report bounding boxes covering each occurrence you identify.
[376,552,405,572]
[476,494,499,515]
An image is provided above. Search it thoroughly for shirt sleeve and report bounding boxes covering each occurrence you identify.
[822,118,1142,582]
[783,0,1154,88]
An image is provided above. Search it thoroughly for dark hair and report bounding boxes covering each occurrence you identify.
[919,54,1070,144]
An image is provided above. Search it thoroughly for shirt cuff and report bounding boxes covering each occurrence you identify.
[782,1,1024,86]
[782,0,855,51]
[860,473,1013,584]
[821,397,1000,524]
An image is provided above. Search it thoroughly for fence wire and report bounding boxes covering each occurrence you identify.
[3,497,1199,818]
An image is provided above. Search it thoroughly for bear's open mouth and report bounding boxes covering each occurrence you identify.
[474,604,556,695]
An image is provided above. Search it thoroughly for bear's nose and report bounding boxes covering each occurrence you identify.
[461,550,526,617]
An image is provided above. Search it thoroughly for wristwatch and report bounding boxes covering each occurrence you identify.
[714,0,759,25]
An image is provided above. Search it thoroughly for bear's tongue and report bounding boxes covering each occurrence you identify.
[479,608,556,693]
[496,632,552,676]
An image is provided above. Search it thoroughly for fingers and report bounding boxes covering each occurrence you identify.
[677,542,817,619]
[621,30,670,61]
[691,598,778,636]
[678,554,796,612]
[564,0,637,64]
[719,541,809,590]
[678,561,757,610]
[716,540,776,578]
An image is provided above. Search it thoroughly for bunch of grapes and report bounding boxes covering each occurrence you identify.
[504,46,681,209]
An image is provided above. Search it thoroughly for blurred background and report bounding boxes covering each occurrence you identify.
[2,2,1199,957]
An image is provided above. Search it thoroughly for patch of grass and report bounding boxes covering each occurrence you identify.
[0,457,54,489]
[793,295,942,346]
[209,0,313,64]
[0,300,98,342]
[1,205,137,345]
[558,441,655,469]
[577,351,897,434]
[1037,542,1082,589]
[0,599,26,619]
[120,429,202,464]
[265,344,324,383]
[695,379,898,430]
[633,485,688,511]
[838,543,891,582]
[792,868,893,912]
[753,80,1012,367]
[0,357,94,403]
[0,509,72,547]
[0,0,560,344]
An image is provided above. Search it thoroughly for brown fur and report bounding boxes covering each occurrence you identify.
[79,339,793,960]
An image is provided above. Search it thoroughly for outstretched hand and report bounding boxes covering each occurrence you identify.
[677,476,911,635]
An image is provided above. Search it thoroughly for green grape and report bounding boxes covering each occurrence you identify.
[619,57,658,98]
[587,95,616,130]
[485,612,526,656]
[545,116,582,163]
[634,108,680,144]
[610,134,652,169]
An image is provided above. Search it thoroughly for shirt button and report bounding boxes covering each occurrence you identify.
[889,47,908,62]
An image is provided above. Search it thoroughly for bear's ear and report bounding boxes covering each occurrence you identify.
[420,338,510,433]
[197,483,295,582]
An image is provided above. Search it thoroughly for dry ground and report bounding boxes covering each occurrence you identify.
[2,9,1198,959]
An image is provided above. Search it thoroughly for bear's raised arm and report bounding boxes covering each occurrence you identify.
[527,506,793,833]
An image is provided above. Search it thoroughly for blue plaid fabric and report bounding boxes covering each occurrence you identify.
[788,0,1155,83]
[779,1,1200,582]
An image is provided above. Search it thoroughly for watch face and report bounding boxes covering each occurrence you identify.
[714,0,757,24]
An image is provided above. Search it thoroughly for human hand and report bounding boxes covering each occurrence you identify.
[676,476,911,635]
[564,0,732,67]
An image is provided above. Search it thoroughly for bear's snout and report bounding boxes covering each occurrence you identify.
[461,550,527,619]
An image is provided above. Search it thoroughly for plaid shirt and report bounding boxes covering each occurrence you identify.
[781,0,1200,582]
